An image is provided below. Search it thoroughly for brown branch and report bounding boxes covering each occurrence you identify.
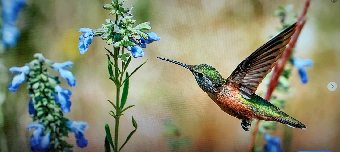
[247,0,310,152]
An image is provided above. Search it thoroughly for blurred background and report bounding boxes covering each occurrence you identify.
[1,0,340,151]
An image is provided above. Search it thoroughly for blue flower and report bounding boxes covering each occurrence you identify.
[127,46,145,58]
[1,0,26,47]
[52,61,76,87]
[29,99,35,114]
[78,28,94,54]
[2,23,20,47]
[54,85,72,113]
[67,120,89,148]
[27,123,51,152]
[135,32,161,48]
[293,58,313,84]
[8,65,30,92]
[264,133,282,152]
[144,32,161,44]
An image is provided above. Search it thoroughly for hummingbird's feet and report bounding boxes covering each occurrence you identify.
[241,119,251,131]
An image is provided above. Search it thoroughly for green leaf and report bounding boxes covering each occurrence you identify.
[132,116,138,128]
[121,59,147,85]
[109,110,117,118]
[105,135,111,152]
[119,117,138,151]
[123,56,131,71]
[106,54,114,78]
[120,73,129,109]
[130,59,147,77]
[122,41,135,47]
[121,105,135,113]
[134,22,151,31]
[117,53,130,62]
[108,100,117,109]
[105,124,115,149]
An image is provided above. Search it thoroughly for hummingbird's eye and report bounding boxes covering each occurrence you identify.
[197,73,203,78]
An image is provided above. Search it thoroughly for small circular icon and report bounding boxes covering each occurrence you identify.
[327,82,337,91]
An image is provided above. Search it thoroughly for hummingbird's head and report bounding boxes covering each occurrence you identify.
[157,57,226,93]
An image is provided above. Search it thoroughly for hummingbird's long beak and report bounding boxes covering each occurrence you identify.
[157,57,190,70]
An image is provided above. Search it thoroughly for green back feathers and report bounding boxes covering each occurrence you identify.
[238,94,281,117]
[238,94,306,129]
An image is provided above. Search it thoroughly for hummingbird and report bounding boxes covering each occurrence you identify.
[157,23,306,131]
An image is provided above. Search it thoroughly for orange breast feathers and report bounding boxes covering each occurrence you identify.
[208,86,255,120]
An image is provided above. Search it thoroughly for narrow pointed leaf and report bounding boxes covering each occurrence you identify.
[132,116,138,128]
[130,59,147,78]
[106,54,114,78]
[122,59,147,84]
[120,72,129,109]
[121,105,135,113]
[108,100,117,109]
[105,47,115,57]
[105,135,111,152]
[119,117,138,151]
[123,56,132,71]
[105,124,115,149]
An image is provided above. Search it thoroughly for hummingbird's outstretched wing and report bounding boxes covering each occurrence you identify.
[227,23,296,99]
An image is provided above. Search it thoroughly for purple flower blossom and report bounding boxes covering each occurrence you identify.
[264,133,282,152]
[78,28,94,54]
[67,120,89,148]
[1,0,26,47]
[293,58,313,84]
[8,65,30,92]
[54,85,72,113]
[52,61,76,87]
[27,123,51,152]
[127,46,145,58]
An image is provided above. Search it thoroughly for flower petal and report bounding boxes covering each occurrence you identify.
[145,32,160,44]
[2,23,20,47]
[78,28,94,54]
[52,61,76,87]
[8,72,25,92]
[1,0,26,48]
[128,46,145,58]
[59,68,76,87]
[28,99,35,114]
[67,120,89,148]
[54,85,72,113]
[2,0,26,25]
[264,133,282,152]
[293,58,313,84]
[27,123,51,152]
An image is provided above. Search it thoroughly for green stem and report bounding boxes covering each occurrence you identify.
[113,47,121,152]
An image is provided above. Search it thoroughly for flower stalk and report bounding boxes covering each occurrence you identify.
[77,0,160,151]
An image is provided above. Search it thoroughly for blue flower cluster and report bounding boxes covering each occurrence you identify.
[293,58,313,84]
[8,54,89,151]
[1,0,26,47]
[78,29,160,58]
[128,32,160,58]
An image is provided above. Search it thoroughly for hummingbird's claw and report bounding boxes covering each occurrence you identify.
[241,119,251,131]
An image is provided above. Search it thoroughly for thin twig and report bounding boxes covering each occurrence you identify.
[247,0,310,151]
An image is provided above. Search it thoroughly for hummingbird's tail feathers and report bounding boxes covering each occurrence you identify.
[157,57,190,69]
[275,111,307,130]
